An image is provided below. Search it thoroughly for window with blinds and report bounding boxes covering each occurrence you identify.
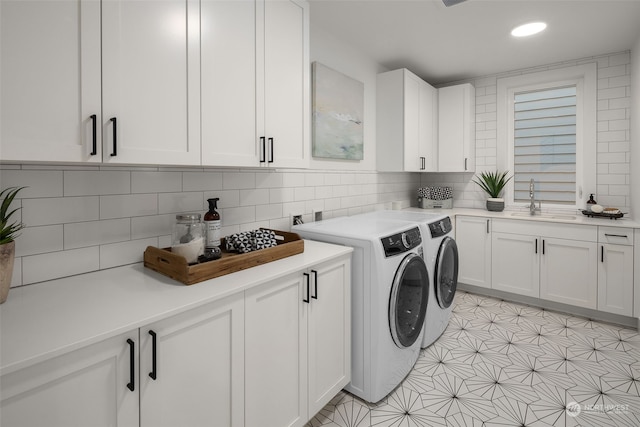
[513,85,577,205]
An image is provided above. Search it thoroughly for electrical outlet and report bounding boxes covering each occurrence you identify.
[291,214,303,226]
[313,210,323,222]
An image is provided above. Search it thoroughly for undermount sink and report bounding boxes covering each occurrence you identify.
[510,212,576,220]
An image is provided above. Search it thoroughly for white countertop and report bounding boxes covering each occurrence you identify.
[0,240,353,376]
[401,207,640,228]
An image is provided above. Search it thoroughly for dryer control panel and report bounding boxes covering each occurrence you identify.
[428,216,452,238]
[381,227,422,257]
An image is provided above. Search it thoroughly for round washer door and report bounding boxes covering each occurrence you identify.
[389,252,429,348]
[435,237,459,309]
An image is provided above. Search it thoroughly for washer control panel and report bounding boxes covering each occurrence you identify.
[381,227,422,257]
[428,216,452,238]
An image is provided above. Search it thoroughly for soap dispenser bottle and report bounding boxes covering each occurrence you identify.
[204,198,221,249]
[586,194,597,212]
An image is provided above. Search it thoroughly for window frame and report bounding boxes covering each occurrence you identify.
[496,63,597,211]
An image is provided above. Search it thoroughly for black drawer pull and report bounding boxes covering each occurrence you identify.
[601,246,604,263]
[259,136,266,163]
[110,117,117,156]
[604,233,628,239]
[149,330,157,380]
[303,273,310,303]
[126,338,135,392]
[90,114,97,155]
[311,270,318,300]
[268,137,274,163]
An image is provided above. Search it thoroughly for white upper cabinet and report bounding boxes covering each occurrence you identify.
[102,0,201,165]
[377,69,437,172]
[438,83,475,172]
[0,0,102,163]
[201,0,309,168]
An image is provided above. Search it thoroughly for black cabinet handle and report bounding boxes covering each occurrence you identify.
[90,114,97,155]
[259,136,266,163]
[311,270,318,300]
[604,233,627,239]
[268,137,274,163]
[486,219,490,234]
[535,238,538,254]
[542,239,545,255]
[126,338,135,392]
[420,157,425,170]
[303,273,310,303]
[464,158,468,171]
[110,117,117,156]
[149,330,157,380]
[601,246,604,263]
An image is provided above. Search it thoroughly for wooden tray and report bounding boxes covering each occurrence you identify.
[144,229,304,285]
[580,209,624,220]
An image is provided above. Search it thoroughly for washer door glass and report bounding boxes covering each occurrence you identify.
[389,253,429,348]
[435,237,459,309]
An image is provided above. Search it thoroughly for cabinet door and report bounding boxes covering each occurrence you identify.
[245,272,307,427]
[102,0,201,165]
[1,331,138,427]
[139,294,244,427]
[308,259,351,416]
[419,81,438,172]
[260,0,309,168]
[0,0,101,163]
[540,238,597,309]
[456,216,491,288]
[201,0,259,167]
[403,72,422,172]
[438,84,475,172]
[598,244,634,316]
[492,232,539,298]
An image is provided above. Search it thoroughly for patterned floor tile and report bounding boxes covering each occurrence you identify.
[306,291,640,427]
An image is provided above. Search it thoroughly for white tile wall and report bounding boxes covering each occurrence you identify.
[424,51,633,213]
[1,166,418,287]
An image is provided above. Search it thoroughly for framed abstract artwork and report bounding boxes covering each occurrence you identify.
[312,62,364,160]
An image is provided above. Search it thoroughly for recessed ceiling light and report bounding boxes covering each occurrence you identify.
[511,22,547,37]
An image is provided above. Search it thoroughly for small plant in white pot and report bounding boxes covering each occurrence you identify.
[1,187,25,304]
[473,171,512,212]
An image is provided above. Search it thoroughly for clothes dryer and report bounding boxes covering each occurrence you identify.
[293,216,429,403]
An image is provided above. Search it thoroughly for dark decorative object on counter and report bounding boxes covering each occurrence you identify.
[580,209,624,220]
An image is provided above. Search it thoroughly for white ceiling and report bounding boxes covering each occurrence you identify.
[309,0,640,85]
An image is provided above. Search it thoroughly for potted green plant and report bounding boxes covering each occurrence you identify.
[1,186,25,304]
[473,170,512,212]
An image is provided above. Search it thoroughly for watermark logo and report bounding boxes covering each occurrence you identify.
[566,402,629,418]
[566,402,581,417]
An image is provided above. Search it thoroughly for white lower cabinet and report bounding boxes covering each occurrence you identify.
[0,330,139,427]
[597,227,634,316]
[455,216,492,288]
[492,232,539,298]
[491,219,598,309]
[539,238,597,309]
[245,257,350,427]
[139,294,245,427]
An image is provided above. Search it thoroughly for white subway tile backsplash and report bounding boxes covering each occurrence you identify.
[1,170,63,198]
[255,204,283,221]
[255,172,283,189]
[100,238,157,269]
[64,219,131,249]
[15,225,63,257]
[282,172,305,188]
[158,192,204,214]
[221,206,255,226]
[206,190,240,208]
[183,172,223,191]
[22,247,100,284]
[10,257,22,288]
[22,196,99,226]
[131,214,174,240]
[269,187,295,204]
[64,171,130,196]
[132,171,182,193]
[223,172,255,189]
[239,188,270,206]
[101,194,158,219]
[294,187,315,201]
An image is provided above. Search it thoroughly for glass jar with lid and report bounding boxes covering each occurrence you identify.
[171,213,205,264]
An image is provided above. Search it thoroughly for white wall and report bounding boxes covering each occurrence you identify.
[424,51,633,215]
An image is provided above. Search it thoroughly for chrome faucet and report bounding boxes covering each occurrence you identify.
[529,179,540,215]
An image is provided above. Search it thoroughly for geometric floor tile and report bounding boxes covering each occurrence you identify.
[306,291,640,427]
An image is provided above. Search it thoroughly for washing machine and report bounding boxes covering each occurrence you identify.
[358,210,459,347]
[293,216,429,403]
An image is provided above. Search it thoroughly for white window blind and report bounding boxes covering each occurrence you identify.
[513,86,577,205]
